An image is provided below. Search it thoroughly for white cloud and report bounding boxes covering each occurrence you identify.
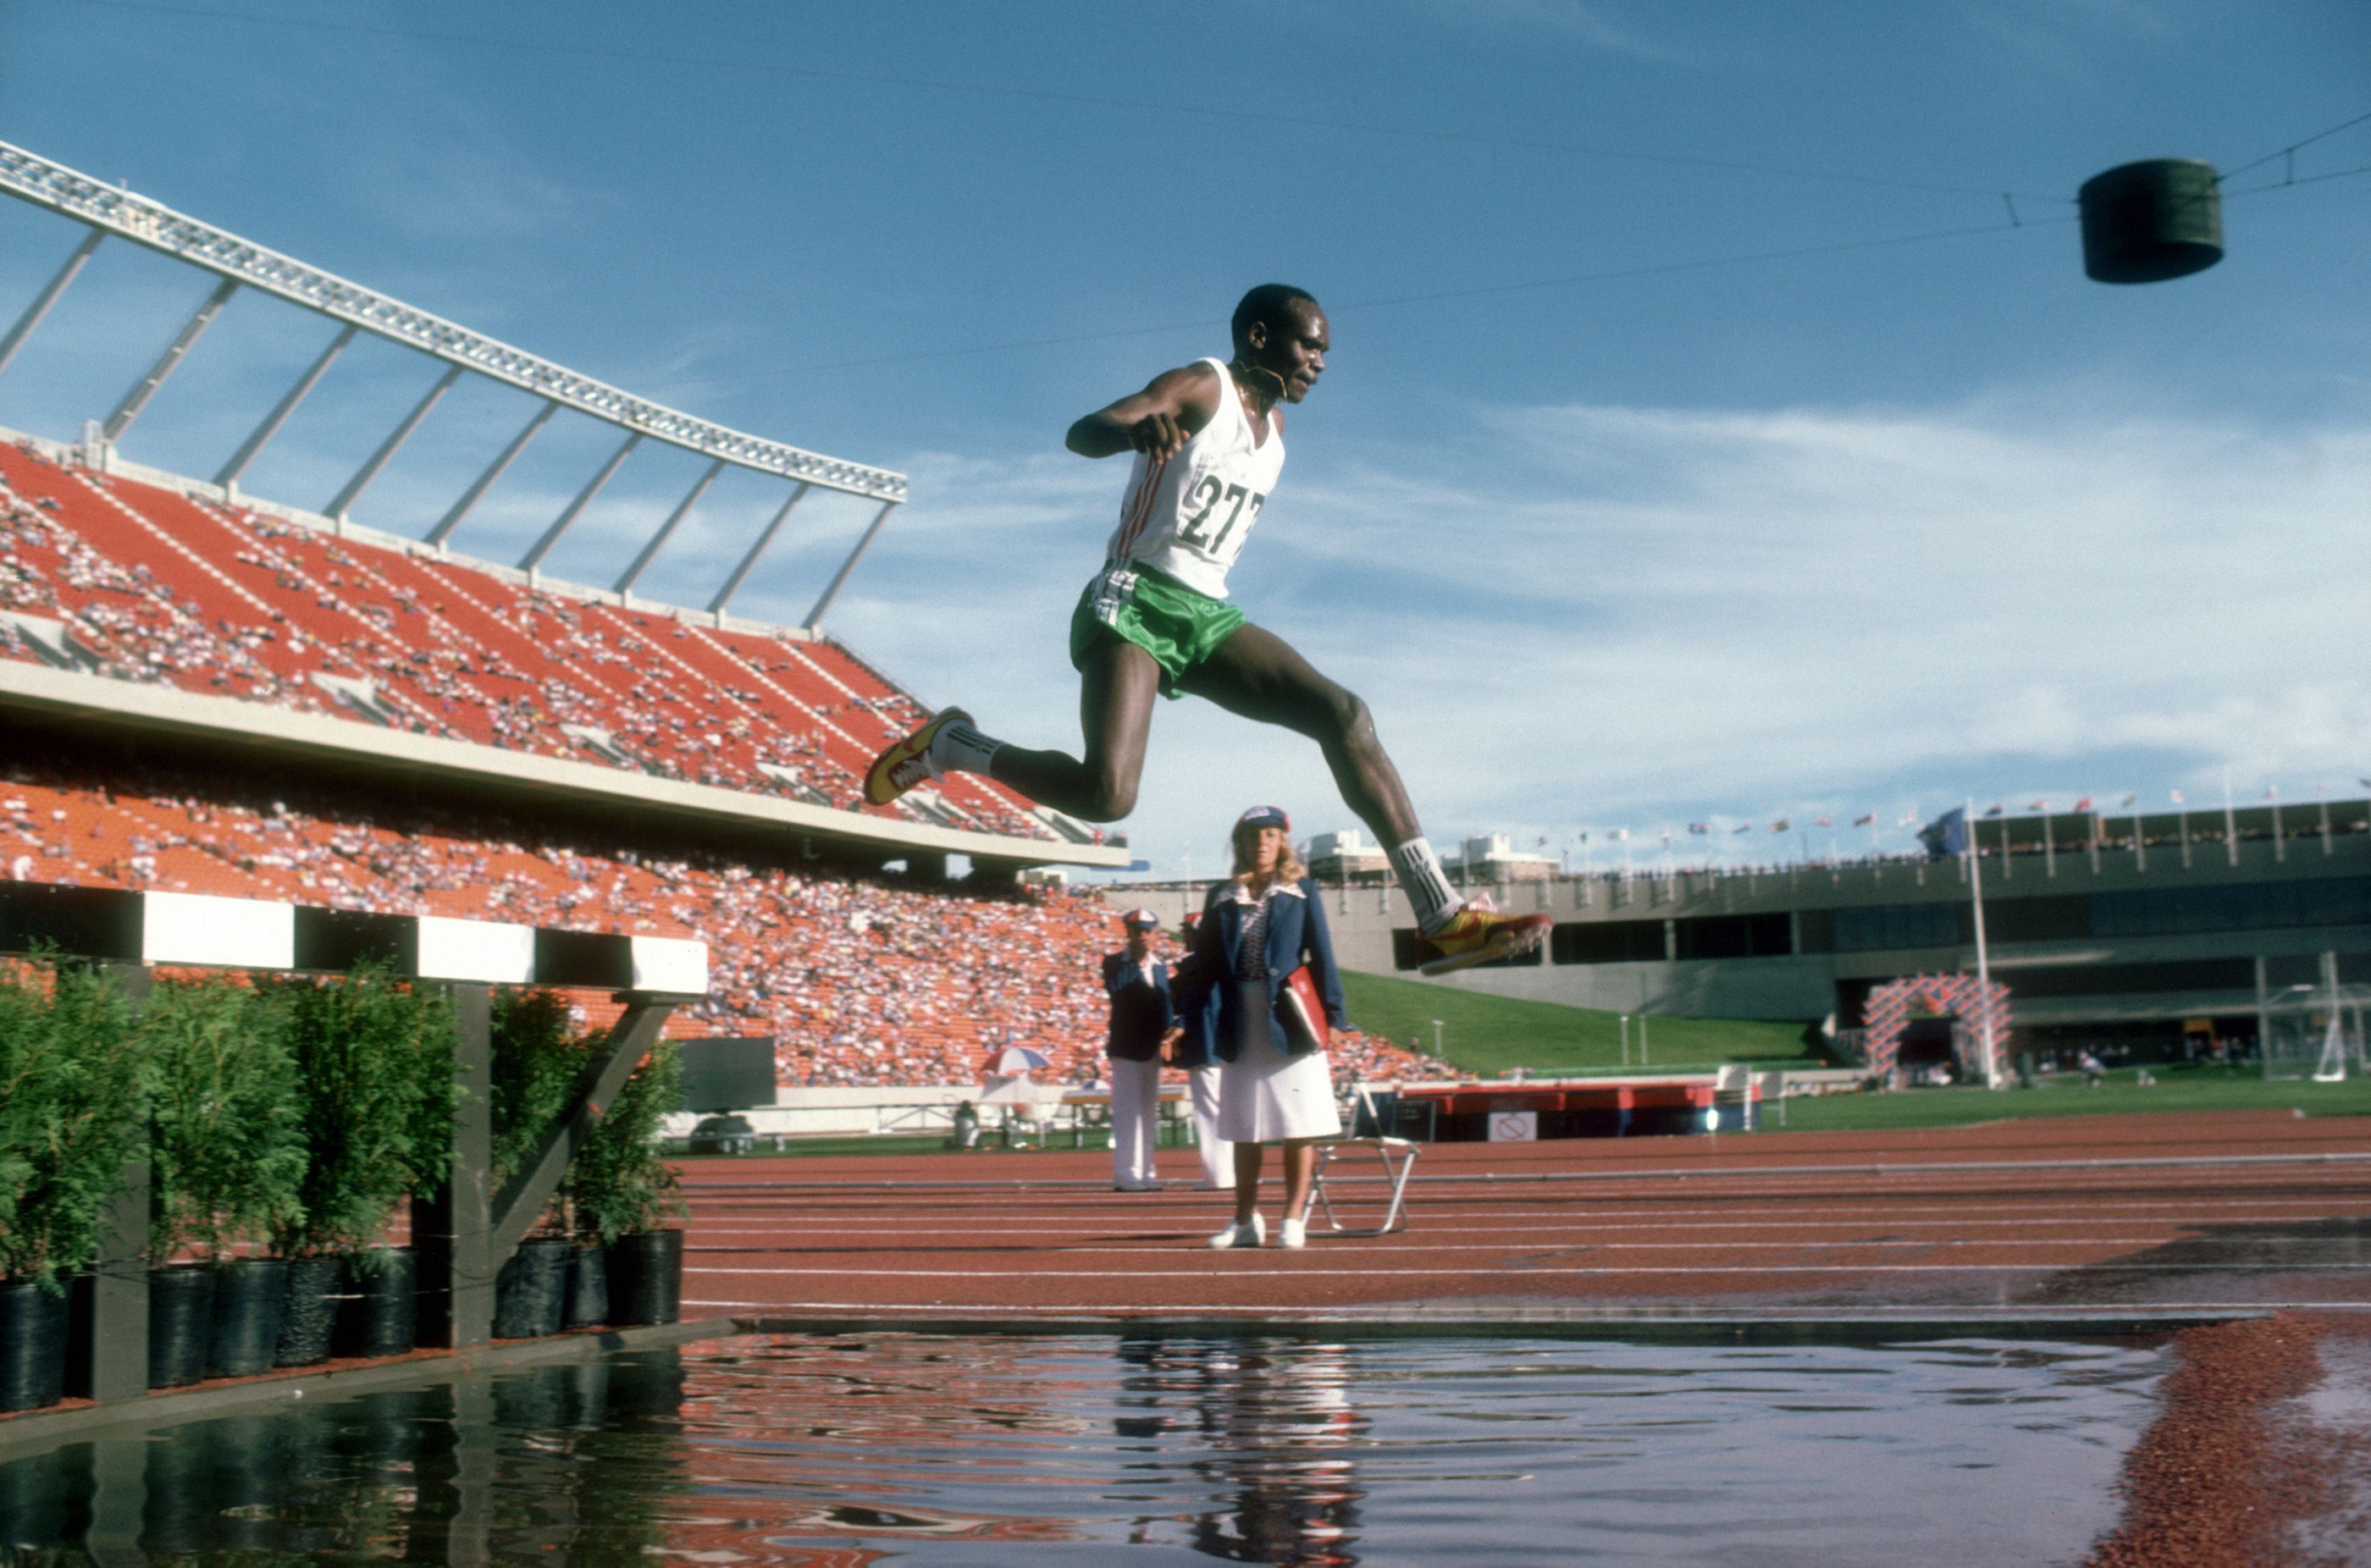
[838,389,2371,876]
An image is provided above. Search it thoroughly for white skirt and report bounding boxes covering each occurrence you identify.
[1219,1001,1343,1145]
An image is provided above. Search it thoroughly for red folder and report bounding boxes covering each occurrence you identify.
[1277,965,1329,1054]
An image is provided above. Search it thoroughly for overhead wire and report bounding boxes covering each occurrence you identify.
[65,0,2059,202]
[43,1,2371,385]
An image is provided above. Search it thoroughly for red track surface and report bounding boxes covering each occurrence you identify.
[677,1110,2371,1324]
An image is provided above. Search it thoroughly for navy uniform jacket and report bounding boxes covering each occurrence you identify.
[1102,951,1173,1063]
[1170,877,1350,1062]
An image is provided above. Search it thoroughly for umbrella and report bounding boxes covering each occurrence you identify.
[985,1044,1053,1076]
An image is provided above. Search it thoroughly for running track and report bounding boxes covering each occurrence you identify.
[676,1110,2371,1327]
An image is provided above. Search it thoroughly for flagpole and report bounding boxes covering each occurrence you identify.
[2042,805,2056,879]
[2223,769,2239,868]
[2131,797,2147,873]
[2176,792,2191,869]
[2320,784,2334,859]
[1965,797,2003,1090]
[2269,785,2285,864]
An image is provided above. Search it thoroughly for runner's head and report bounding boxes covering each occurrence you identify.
[1230,284,1327,406]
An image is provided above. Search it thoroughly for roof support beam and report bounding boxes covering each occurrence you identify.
[520,430,639,573]
[0,141,906,502]
[326,362,462,522]
[708,481,809,616]
[215,322,356,489]
[613,457,724,597]
[102,274,238,443]
[426,398,555,549]
[802,500,898,632]
[0,225,101,383]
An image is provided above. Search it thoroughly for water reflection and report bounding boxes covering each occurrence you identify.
[0,1333,2160,1565]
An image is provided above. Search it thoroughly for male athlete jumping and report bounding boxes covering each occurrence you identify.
[865,284,1547,973]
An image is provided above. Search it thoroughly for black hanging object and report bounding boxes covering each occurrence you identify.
[2080,158,2224,283]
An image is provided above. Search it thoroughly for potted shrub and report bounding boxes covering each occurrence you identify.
[0,959,145,1411]
[142,975,307,1383]
[572,1034,688,1327]
[267,968,458,1366]
[489,990,585,1339]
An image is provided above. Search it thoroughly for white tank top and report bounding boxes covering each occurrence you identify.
[1102,358,1286,600]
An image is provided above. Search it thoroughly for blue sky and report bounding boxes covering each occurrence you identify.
[2,0,2366,879]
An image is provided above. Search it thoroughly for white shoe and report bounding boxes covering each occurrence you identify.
[1208,1213,1266,1250]
[1276,1217,1307,1250]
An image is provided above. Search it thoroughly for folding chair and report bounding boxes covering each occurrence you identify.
[1302,1085,1420,1237]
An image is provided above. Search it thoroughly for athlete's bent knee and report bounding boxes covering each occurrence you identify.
[1325,689,1379,753]
[1077,774,1139,822]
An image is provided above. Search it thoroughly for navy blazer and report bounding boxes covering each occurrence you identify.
[1101,951,1172,1062]
[1171,876,1351,1062]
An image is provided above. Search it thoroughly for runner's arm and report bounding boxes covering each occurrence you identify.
[1066,362,1222,462]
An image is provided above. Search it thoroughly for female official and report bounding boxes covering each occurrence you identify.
[1170,805,1348,1249]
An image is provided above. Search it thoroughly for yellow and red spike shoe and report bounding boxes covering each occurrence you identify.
[1415,903,1553,977]
[863,706,973,806]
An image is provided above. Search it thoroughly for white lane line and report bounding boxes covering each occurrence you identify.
[682,1210,2370,1238]
[686,1298,2371,1316]
[677,1150,2371,1194]
[688,1262,2371,1278]
[688,1200,2371,1223]
[689,1236,2315,1254]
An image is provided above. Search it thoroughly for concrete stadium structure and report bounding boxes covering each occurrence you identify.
[1121,804,2371,1060]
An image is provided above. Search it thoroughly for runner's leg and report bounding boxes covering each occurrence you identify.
[1177,621,1420,847]
[984,631,1161,822]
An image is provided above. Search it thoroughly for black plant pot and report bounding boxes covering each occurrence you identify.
[334,1247,417,1360]
[604,1229,683,1327]
[562,1240,609,1329]
[0,1279,69,1411]
[274,1255,344,1367]
[492,1238,571,1339]
[207,1257,288,1379]
[148,1263,215,1389]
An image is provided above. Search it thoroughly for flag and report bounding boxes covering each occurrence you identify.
[1983,803,2004,817]
[2029,798,2049,811]
[1853,812,1876,827]
[1610,828,1629,842]
[1813,816,1833,828]
[1660,829,1672,844]
[1575,831,1589,843]
[2120,792,2137,808]
[1688,823,1711,835]
[2075,795,2093,812]
[1771,818,1791,832]
[1733,823,1753,835]
[1918,807,1968,859]
[1536,835,1549,847]
[1897,811,1918,826]
[2264,785,2279,801]
[2170,789,2186,805]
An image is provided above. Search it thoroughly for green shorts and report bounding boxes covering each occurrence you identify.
[1069,563,1244,698]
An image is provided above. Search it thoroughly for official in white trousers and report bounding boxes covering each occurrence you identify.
[1102,908,1174,1190]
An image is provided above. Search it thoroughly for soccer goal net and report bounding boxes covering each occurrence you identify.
[2260,970,2371,1082]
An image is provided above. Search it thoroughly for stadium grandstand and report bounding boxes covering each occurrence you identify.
[0,138,1431,1094]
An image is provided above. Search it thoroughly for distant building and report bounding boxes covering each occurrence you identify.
[1305,829,1390,884]
[1452,834,1556,884]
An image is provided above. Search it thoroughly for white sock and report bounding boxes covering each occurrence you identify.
[1390,836,1464,933]
[931,715,1003,777]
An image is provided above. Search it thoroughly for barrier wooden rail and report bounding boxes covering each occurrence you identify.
[0,880,706,1402]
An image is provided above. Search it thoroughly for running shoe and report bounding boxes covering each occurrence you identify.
[1276,1217,1307,1250]
[1416,900,1554,976]
[1208,1213,1267,1250]
[863,706,971,806]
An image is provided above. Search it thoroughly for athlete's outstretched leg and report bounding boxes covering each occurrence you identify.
[864,632,1161,823]
[1181,622,1549,969]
